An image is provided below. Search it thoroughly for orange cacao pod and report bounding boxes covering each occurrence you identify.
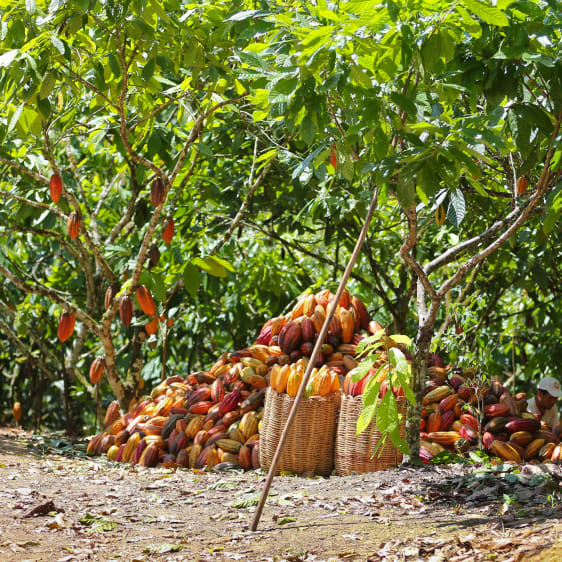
[516,176,528,194]
[66,211,81,239]
[145,315,158,335]
[57,311,75,342]
[162,217,174,244]
[13,401,22,422]
[338,288,351,309]
[302,294,317,317]
[104,400,121,428]
[351,296,369,330]
[339,307,355,344]
[136,285,156,316]
[49,173,63,203]
[89,356,105,384]
[119,295,133,328]
[426,409,442,433]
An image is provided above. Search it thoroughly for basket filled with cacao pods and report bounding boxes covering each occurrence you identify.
[259,360,342,476]
[334,393,407,476]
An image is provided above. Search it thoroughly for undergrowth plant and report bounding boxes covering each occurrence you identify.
[351,330,415,456]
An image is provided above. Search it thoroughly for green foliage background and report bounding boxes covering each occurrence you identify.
[0,0,561,434]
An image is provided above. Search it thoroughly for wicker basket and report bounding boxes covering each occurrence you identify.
[259,388,341,476]
[334,394,407,475]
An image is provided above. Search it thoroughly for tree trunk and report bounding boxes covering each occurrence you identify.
[403,325,433,462]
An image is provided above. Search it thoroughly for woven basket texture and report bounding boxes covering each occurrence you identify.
[334,393,407,475]
[259,388,341,476]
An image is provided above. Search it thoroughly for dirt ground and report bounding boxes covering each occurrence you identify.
[2,427,562,561]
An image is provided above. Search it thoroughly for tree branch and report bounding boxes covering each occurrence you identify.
[438,111,562,298]
[0,263,99,334]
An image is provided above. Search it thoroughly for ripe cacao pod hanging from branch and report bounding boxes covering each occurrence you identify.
[516,176,529,195]
[57,311,75,342]
[119,295,133,328]
[89,356,105,384]
[49,173,63,203]
[136,285,156,316]
[162,217,174,244]
[66,211,81,239]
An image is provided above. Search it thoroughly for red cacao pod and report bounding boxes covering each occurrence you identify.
[49,173,63,203]
[57,311,75,342]
[119,295,133,328]
[89,356,105,384]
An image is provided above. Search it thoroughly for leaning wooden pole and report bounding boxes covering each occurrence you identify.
[250,185,380,531]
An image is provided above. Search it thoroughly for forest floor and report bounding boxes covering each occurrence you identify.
[1,427,562,561]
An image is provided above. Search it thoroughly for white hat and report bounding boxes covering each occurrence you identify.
[538,376,562,398]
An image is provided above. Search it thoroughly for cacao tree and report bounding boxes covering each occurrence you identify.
[230,0,562,459]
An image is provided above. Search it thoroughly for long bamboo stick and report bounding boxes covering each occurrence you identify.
[250,185,380,531]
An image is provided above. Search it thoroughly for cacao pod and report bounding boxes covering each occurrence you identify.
[148,245,161,270]
[57,311,75,342]
[13,401,22,422]
[505,418,540,433]
[136,285,156,316]
[484,403,509,419]
[162,217,174,244]
[525,438,545,460]
[119,295,133,328]
[66,211,81,239]
[516,176,528,195]
[150,177,165,207]
[145,315,158,336]
[89,356,105,384]
[351,296,369,330]
[49,173,63,203]
[104,283,120,310]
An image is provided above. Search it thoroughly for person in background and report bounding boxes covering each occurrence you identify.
[527,376,561,436]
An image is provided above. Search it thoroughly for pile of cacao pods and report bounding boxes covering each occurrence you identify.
[86,288,373,470]
[419,368,562,464]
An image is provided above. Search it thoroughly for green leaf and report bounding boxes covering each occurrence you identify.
[463,0,509,26]
[39,72,56,100]
[25,0,37,15]
[50,36,65,55]
[8,103,24,133]
[108,53,121,77]
[349,357,375,382]
[388,347,408,375]
[0,49,18,68]
[447,189,466,227]
[142,58,156,81]
[183,263,201,298]
[396,176,415,208]
[277,516,296,525]
[388,334,412,347]
[149,272,167,303]
[300,115,316,145]
[390,92,417,116]
[193,256,228,277]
